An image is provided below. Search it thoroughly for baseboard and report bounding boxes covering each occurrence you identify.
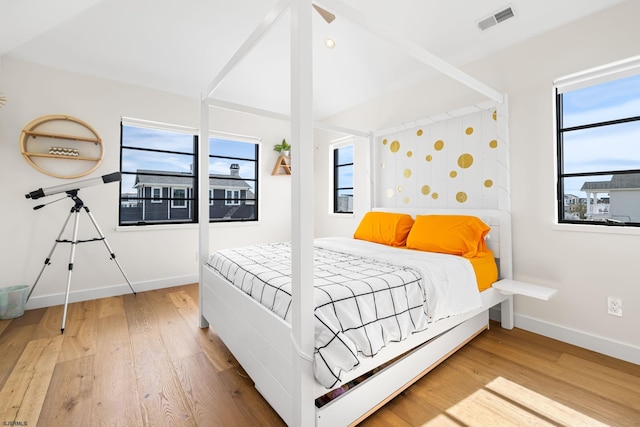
[25,274,198,310]
[489,307,640,366]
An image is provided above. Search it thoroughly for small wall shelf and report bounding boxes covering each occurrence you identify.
[20,115,104,179]
[272,155,291,175]
[492,279,558,301]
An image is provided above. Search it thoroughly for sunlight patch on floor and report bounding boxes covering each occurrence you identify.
[433,376,608,426]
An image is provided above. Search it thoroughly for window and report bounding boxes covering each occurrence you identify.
[120,119,259,225]
[555,57,640,227]
[120,121,197,225]
[151,187,162,203]
[208,137,258,221]
[225,190,240,206]
[333,144,354,214]
[171,188,188,208]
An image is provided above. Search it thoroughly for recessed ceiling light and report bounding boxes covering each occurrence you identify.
[324,37,336,49]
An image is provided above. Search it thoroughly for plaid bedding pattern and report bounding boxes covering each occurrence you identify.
[207,242,429,388]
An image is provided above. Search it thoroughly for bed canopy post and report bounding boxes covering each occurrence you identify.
[198,99,211,329]
[290,0,316,425]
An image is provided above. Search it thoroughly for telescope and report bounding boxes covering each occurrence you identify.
[25,172,121,200]
[25,169,135,333]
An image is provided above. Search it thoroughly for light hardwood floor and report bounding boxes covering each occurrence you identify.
[0,283,638,426]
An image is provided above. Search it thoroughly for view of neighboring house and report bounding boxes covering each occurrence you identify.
[120,164,256,223]
[580,173,640,222]
[336,193,353,213]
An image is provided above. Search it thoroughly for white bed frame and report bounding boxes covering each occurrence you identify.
[200,208,513,426]
[197,1,511,425]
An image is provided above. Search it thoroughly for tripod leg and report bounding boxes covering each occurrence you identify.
[27,210,75,301]
[83,207,136,295]
[61,209,81,333]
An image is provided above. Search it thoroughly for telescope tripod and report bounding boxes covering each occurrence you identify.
[27,190,136,333]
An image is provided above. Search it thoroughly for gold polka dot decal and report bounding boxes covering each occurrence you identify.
[390,140,400,153]
[484,179,493,188]
[406,151,413,158]
[489,139,498,148]
[403,197,410,204]
[425,155,433,162]
[417,129,423,136]
[465,127,474,135]
[397,186,402,193]
[431,193,439,200]
[456,192,468,203]
[450,171,457,178]
[386,189,394,198]
[434,140,444,151]
[403,168,412,178]
[421,185,431,195]
[492,110,497,121]
[382,139,388,145]
[457,153,474,169]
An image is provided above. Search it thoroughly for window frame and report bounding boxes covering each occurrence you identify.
[119,119,260,226]
[225,189,241,206]
[207,133,260,222]
[332,140,354,215]
[151,187,163,204]
[554,56,640,229]
[171,187,188,209]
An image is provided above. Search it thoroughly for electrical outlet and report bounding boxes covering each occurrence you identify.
[607,297,623,317]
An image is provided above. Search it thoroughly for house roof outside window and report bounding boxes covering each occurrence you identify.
[581,173,640,192]
[134,166,251,190]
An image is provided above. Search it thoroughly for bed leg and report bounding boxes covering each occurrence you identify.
[500,295,514,330]
[199,314,210,329]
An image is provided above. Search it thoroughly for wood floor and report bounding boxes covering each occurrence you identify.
[0,284,638,426]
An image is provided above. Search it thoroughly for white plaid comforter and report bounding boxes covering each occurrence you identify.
[207,237,480,388]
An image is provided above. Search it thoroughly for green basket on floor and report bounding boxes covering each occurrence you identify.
[0,285,29,319]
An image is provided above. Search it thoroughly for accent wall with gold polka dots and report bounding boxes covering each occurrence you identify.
[374,106,506,210]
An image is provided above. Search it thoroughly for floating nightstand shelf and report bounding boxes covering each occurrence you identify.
[492,279,558,301]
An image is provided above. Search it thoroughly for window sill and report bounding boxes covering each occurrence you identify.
[116,223,198,232]
[552,222,640,235]
[116,220,259,232]
[329,212,355,218]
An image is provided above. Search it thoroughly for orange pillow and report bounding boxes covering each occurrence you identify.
[353,212,414,247]
[406,215,490,258]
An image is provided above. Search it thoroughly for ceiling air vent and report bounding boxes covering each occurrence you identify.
[478,6,515,31]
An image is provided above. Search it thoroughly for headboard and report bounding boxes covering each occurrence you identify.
[372,207,512,280]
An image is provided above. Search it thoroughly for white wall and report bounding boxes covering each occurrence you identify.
[0,58,291,309]
[317,1,640,363]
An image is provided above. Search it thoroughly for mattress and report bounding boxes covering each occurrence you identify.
[206,236,483,388]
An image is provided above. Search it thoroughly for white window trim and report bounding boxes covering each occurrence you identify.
[121,116,198,135]
[151,187,162,203]
[330,136,355,215]
[120,118,261,224]
[225,189,241,206]
[553,54,640,94]
[171,187,188,208]
[553,55,640,232]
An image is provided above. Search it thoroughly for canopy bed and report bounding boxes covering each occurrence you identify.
[197,0,513,425]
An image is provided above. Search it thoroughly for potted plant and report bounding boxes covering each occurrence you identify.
[273,139,291,157]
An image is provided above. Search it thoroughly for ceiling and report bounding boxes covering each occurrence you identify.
[0,0,627,119]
